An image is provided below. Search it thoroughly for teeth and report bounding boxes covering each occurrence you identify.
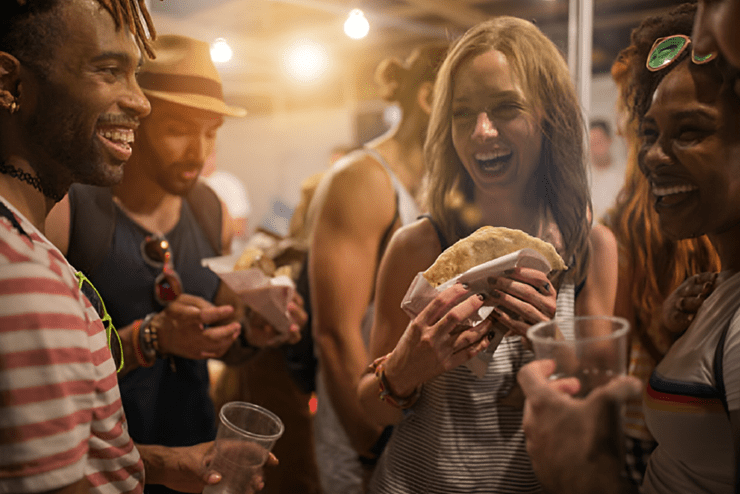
[475,150,510,161]
[99,129,135,144]
[652,184,698,197]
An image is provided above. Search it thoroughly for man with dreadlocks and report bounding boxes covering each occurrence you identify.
[0,1,255,493]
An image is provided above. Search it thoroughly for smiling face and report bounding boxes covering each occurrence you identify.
[20,0,151,190]
[451,49,543,204]
[639,60,740,240]
[134,97,224,196]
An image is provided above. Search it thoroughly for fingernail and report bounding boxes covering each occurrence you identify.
[487,331,496,341]
[461,282,470,290]
[477,293,486,301]
[503,269,515,275]
[490,290,501,299]
[492,306,504,317]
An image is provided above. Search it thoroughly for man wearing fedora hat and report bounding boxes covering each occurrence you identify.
[46,34,305,494]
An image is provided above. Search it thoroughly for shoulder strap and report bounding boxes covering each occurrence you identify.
[419,213,450,251]
[713,318,732,417]
[185,180,222,255]
[67,184,116,275]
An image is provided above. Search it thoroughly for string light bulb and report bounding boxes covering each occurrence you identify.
[344,9,369,39]
[210,38,232,63]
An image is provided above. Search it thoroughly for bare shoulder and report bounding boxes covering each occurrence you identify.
[310,151,397,236]
[383,218,442,276]
[589,223,618,260]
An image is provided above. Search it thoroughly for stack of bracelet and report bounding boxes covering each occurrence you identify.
[370,353,422,410]
[132,313,159,367]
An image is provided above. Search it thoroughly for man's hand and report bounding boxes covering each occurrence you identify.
[517,359,642,494]
[246,291,306,348]
[155,294,242,359]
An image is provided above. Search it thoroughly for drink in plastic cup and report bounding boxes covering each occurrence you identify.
[527,316,630,397]
[203,402,285,494]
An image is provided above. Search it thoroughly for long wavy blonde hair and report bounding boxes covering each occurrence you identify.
[423,16,590,285]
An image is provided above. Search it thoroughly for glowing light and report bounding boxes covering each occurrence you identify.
[282,40,330,84]
[344,9,369,39]
[210,38,232,64]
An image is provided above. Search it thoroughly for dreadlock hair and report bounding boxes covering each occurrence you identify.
[604,1,720,362]
[1,0,156,75]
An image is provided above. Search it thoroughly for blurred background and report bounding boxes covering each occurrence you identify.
[148,0,687,236]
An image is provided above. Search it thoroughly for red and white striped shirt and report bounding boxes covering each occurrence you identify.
[0,198,144,494]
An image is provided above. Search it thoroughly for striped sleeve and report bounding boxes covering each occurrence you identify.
[0,214,143,494]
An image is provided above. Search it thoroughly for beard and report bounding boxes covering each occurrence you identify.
[24,81,125,197]
[134,128,203,197]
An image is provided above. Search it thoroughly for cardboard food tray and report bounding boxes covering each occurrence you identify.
[202,255,295,335]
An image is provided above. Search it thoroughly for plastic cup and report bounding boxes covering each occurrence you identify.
[527,316,630,397]
[203,402,285,494]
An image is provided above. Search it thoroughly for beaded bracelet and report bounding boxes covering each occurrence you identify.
[370,353,422,410]
[131,319,154,368]
[139,312,158,365]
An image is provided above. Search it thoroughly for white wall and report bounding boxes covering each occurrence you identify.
[215,107,355,236]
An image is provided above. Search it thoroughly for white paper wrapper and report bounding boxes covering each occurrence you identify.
[400,248,552,378]
[201,255,295,335]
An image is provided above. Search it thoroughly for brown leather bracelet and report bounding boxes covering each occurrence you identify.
[370,353,422,410]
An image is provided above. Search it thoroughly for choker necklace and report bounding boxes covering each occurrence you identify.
[0,160,65,202]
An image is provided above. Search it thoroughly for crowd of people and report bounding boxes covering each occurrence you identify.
[2,0,740,493]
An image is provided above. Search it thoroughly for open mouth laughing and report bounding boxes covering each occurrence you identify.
[474,149,512,175]
[651,182,699,207]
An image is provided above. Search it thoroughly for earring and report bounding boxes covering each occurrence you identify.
[8,99,19,114]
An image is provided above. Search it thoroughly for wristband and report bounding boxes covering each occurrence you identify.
[132,319,154,367]
[139,312,158,364]
[370,353,422,410]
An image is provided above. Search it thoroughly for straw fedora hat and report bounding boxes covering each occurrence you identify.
[138,34,246,118]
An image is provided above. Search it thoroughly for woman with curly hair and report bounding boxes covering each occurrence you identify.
[357,16,617,493]
[603,4,721,486]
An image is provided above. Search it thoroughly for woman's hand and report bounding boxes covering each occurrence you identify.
[662,271,718,336]
[382,283,494,397]
[486,267,558,336]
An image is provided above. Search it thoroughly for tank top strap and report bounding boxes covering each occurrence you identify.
[419,213,450,251]
[363,147,420,226]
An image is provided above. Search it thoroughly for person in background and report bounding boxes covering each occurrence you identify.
[589,119,625,223]
[693,0,740,72]
[0,1,269,492]
[519,2,740,491]
[45,34,304,494]
[202,147,252,253]
[602,5,722,487]
[357,16,617,493]
[307,42,448,493]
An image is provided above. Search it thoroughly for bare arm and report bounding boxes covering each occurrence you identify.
[358,219,492,428]
[309,157,397,454]
[575,223,619,317]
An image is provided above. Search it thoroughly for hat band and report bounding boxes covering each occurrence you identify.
[138,72,224,101]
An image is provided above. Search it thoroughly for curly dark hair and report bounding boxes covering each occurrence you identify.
[623,2,700,124]
[0,0,156,77]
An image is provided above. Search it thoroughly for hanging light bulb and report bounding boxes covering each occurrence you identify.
[344,9,369,40]
[210,38,233,64]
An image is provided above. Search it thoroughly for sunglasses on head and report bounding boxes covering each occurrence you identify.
[646,34,717,72]
[140,234,183,306]
[76,271,123,371]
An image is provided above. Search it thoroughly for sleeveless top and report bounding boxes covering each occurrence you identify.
[67,184,222,494]
[313,148,421,494]
[368,216,575,494]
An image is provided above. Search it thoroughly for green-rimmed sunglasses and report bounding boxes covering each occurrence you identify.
[646,34,717,72]
[75,271,123,372]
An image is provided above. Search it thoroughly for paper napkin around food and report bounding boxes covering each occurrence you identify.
[202,255,295,335]
[400,248,552,378]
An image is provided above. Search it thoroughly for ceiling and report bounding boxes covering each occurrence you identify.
[149,0,688,114]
